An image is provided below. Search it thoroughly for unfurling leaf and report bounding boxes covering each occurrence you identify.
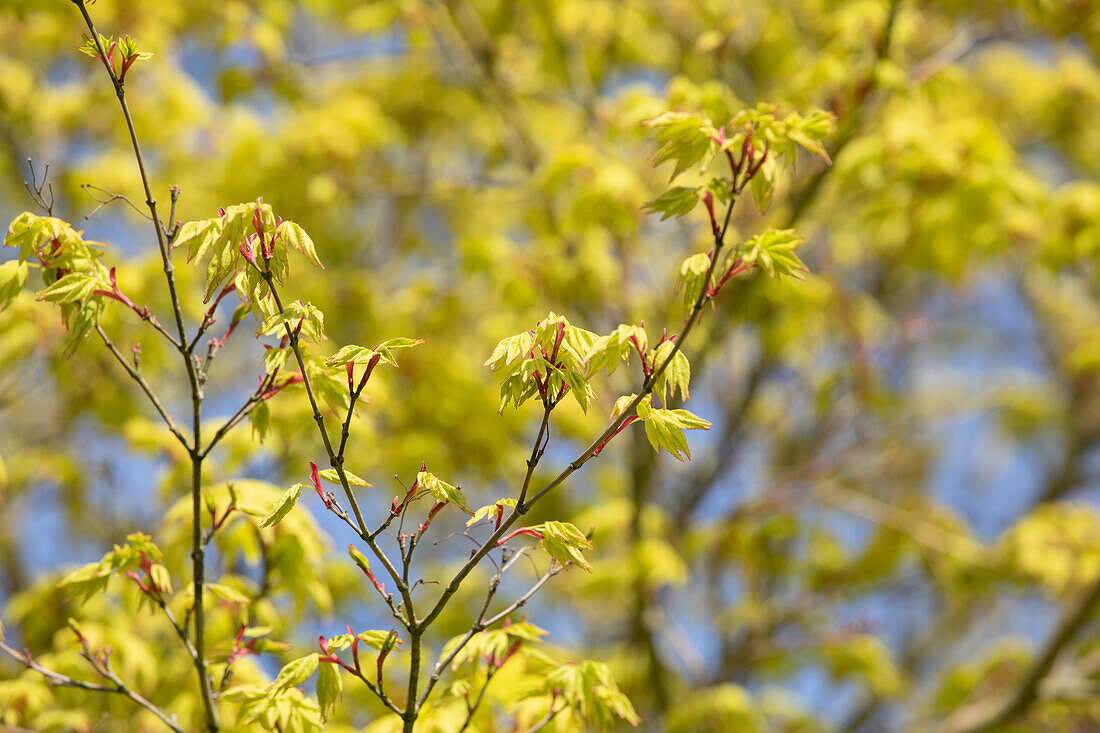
[316,660,342,722]
[643,186,701,220]
[318,468,372,487]
[535,520,594,572]
[276,220,323,269]
[467,498,517,527]
[738,229,807,280]
[417,470,470,513]
[0,260,28,312]
[642,112,719,180]
[636,397,712,461]
[652,341,691,402]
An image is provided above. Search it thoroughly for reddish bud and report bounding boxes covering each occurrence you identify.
[349,624,361,673]
[702,190,719,236]
[356,352,382,392]
[418,501,445,535]
[310,461,331,508]
[499,638,523,667]
[593,414,641,456]
[239,237,257,267]
[497,527,544,546]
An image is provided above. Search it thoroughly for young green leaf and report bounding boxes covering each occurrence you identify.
[585,324,648,376]
[466,498,517,527]
[205,583,252,605]
[679,253,711,311]
[316,661,341,722]
[643,186,701,220]
[417,470,470,513]
[0,260,27,312]
[375,337,426,366]
[325,344,376,367]
[260,483,302,528]
[37,272,101,304]
[318,469,372,487]
[535,520,594,572]
[739,229,807,280]
[652,341,691,402]
[637,398,713,461]
[276,220,323,269]
[57,561,112,605]
[271,653,319,692]
[642,112,719,180]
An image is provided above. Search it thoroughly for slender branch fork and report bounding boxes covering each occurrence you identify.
[50,4,745,730]
[61,1,221,729]
[263,138,753,730]
[0,639,184,733]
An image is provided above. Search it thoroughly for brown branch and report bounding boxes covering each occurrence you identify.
[935,575,1100,733]
[0,639,184,733]
[72,2,219,727]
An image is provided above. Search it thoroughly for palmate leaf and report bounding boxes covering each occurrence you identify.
[325,344,377,366]
[534,520,594,572]
[271,653,319,692]
[484,331,536,373]
[643,186,701,221]
[173,201,324,307]
[36,272,102,304]
[57,532,169,604]
[651,340,691,402]
[327,338,424,368]
[738,229,807,280]
[585,324,648,376]
[642,112,720,180]
[635,397,712,461]
[259,300,327,343]
[467,498,517,528]
[57,561,112,605]
[225,684,322,732]
[442,621,548,669]
[544,660,641,728]
[727,103,836,166]
[417,470,470,513]
[679,252,711,312]
[276,220,323,269]
[486,313,598,411]
[174,218,220,263]
[374,337,425,366]
[0,260,26,312]
[326,630,404,652]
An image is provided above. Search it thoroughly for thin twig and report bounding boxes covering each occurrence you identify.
[72,2,219,727]
[935,575,1100,733]
[95,324,190,450]
[0,640,184,733]
[81,183,153,221]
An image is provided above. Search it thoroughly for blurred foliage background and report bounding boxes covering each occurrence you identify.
[2,0,1100,730]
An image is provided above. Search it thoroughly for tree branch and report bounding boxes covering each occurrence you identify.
[0,639,184,733]
[936,575,1100,733]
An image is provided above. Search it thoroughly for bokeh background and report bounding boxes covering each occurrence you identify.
[2,0,1100,731]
